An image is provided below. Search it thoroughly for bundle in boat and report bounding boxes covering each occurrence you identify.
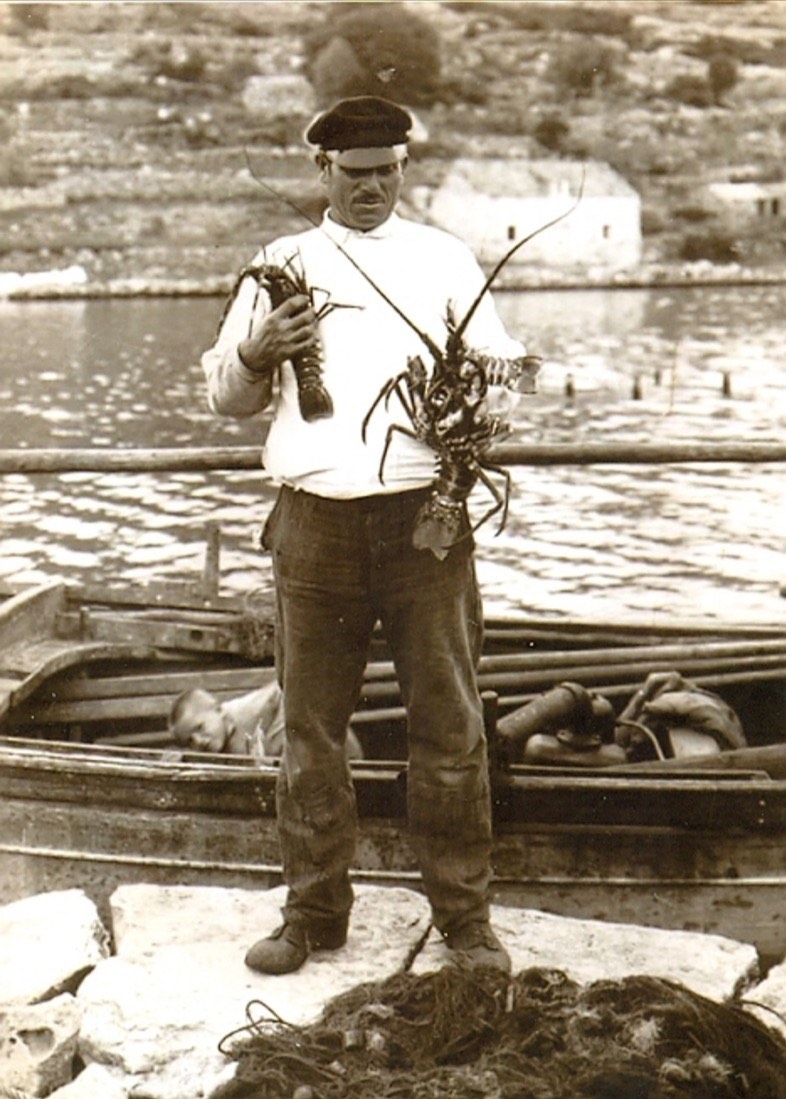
[210,966,786,1099]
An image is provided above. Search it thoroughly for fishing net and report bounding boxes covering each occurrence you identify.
[208,966,786,1099]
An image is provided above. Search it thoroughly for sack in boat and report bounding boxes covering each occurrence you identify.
[643,687,746,753]
[616,671,746,762]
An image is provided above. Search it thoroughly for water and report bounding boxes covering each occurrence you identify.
[2,284,786,625]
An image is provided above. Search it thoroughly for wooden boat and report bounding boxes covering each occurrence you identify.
[3,573,786,965]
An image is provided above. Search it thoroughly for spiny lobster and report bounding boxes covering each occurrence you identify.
[340,190,579,557]
[362,309,541,558]
[351,193,583,557]
[219,253,341,423]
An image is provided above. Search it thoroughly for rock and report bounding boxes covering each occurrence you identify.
[0,993,82,1097]
[0,890,110,1005]
[415,905,760,1001]
[0,263,87,297]
[742,959,786,1040]
[74,881,764,1099]
[77,883,432,1099]
[48,1063,128,1099]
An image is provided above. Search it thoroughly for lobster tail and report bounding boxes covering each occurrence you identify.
[297,386,333,421]
[413,461,476,560]
[292,350,334,421]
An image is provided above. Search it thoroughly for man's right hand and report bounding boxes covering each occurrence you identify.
[238,294,318,375]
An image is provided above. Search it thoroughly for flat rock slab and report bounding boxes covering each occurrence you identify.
[78,883,432,1099]
[416,904,760,1002]
[0,889,110,1005]
[73,882,762,1099]
[48,1063,132,1099]
[741,959,786,1041]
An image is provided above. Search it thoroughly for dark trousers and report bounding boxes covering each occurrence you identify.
[263,484,492,936]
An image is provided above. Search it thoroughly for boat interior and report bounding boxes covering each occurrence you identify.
[2,576,786,778]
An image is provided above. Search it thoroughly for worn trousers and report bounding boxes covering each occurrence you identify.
[262,484,492,936]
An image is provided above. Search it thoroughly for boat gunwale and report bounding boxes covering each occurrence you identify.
[0,735,782,796]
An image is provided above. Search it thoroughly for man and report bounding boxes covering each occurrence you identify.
[201,95,534,975]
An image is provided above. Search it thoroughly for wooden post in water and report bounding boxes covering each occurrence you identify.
[202,522,221,601]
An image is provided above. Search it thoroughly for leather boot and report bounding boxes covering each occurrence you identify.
[444,920,511,974]
[245,920,347,975]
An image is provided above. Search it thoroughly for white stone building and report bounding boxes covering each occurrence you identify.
[706,179,785,230]
[426,158,642,274]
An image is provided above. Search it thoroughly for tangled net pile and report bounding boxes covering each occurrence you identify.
[209,966,786,1099]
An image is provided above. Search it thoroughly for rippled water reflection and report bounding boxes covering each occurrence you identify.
[2,284,786,624]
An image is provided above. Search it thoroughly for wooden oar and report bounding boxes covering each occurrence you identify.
[607,743,786,780]
[24,650,786,729]
[493,440,786,466]
[363,638,786,681]
[4,440,786,474]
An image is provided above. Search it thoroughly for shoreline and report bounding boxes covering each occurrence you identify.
[2,263,786,301]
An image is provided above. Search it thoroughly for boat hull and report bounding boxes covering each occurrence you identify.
[4,580,786,962]
[2,738,786,963]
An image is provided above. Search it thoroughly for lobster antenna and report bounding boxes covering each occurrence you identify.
[453,166,586,344]
[243,148,443,361]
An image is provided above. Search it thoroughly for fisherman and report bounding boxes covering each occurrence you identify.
[200,95,535,975]
[168,682,363,761]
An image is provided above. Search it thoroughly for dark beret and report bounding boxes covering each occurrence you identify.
[306,96,412,151]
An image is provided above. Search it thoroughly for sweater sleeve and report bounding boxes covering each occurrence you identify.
[201,267,275,419]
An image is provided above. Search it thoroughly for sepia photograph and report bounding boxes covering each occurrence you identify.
[2,1,786,1095]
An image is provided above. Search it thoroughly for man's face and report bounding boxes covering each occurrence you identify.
[321,158,405,231]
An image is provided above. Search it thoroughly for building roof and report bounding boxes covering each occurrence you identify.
[708,180,785,202]
[438,158,638,199]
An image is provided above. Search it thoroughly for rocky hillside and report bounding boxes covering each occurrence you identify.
[0,0,785,288]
